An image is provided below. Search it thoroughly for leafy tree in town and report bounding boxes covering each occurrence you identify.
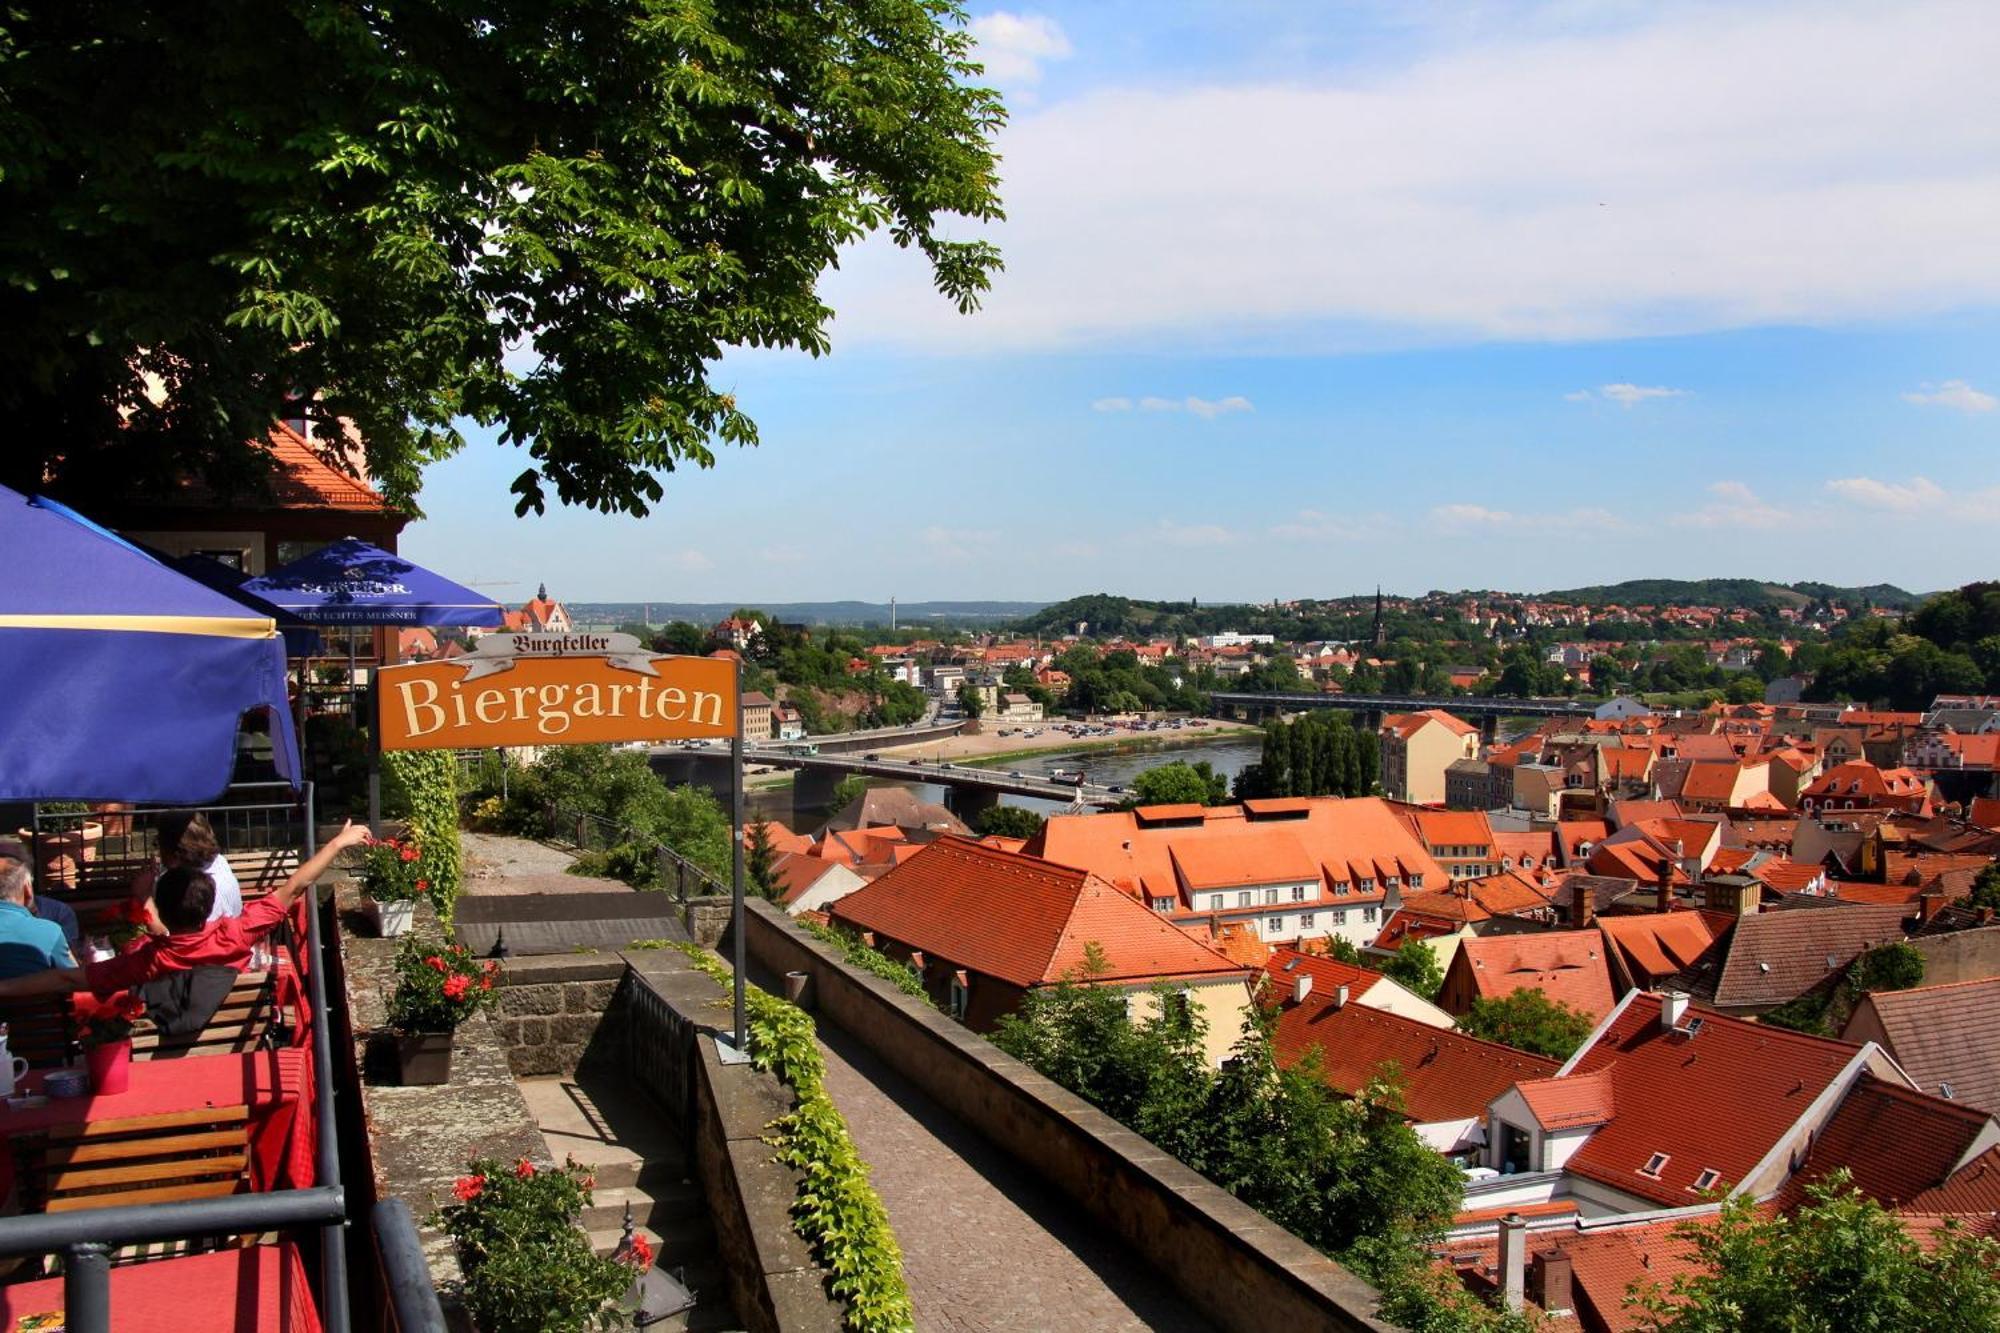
[1382,940,1445,1002]
[514,744,731,878]
[1968,863,2000,911]
[1325,936,1364,965]
[1236,713,1375,799]
[1850,941,1925,994]
[1628,1170,2000,1332]
[956,683,986,718]
[746,818,779,899]
[1457,988,1596,1060]
[828,774,869,810]
[0,1,1005,515]
[653,621,712,657]
[1129,761,1229,808]
[974,806,1045,840]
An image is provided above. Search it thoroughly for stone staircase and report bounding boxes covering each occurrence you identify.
[519,1072,739,1332]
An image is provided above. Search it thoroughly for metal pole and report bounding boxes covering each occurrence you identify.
[302,781,353,1333]
[731,655,747,1053]
[64,1243,110,1333]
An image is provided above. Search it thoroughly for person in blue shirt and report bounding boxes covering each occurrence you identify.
[0,839,79,949]
[0,849,75,980]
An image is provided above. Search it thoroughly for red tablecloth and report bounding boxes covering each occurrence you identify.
[0,1242,322,1332]
[0,1048,307,1198]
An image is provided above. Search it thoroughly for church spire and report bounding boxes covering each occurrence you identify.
[1372,586,1386,648]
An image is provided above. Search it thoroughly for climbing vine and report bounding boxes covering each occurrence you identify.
[674,944,913,1332]
[381,748,463,921]
[798,920,935,1008]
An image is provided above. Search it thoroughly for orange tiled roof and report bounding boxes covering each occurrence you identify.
[828,837,1249,989]
[1384,709,1477,740]
[1775,1072,1996,1211]
[1453,930,1618,1020]
[261,423,391,512]
[1410,809,1494,848]
[1598,911,1723,982]
[1514,1068,1616,1130]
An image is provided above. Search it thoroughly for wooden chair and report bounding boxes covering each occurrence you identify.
[23,1105,252,1214]
[130,971,281,1060]
[0,998,73,1069]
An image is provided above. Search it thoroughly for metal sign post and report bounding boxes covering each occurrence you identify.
[730,654,747,1055]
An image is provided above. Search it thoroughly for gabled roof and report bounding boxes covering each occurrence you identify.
[1272,990,1556,1124]
[1559,993,1864,1207]
[1451,930,1618,1019]
[1169,831,1317,889]
[1775,1072,1997,1211]
[1513,1068,1615,1130]
[1409,809,1494,848]
[1263,945,1388,999]
[1847,976,2000,1113]
[1598,911,1724,982]
[1383,708,1478,740]
[828,837,1249,989]
[259,423,391,512]
[1697,902,1911,1008]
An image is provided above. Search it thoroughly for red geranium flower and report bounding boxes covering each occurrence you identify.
[627,1232,653,1270]
[515,1159,535,1179]
[443,974,471,1001]
[453,1174,485,1202]
[479,976,493,991]
[399,846,419,862]
[414,879,429,893]
[425,955,448,973]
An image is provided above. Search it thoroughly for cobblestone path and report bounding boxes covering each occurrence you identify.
[813,1021,1214,1333]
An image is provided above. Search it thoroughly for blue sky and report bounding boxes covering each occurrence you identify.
[405,0,2000,605]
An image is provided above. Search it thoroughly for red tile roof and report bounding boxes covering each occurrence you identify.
[1451,930,1618,1019]
[1410,809,1494,848]
[1905,1145,2000,1213]
[1514,1068,1615,1130]
[828,837,1249,989]
[1561,993,1862,1207]
[260,423,391,512]
[1775,1072,1996,1211]
[1272,991,1556,1123]
[1383,708,1478,740]
[1263,945,1388,1000]
[1597,912,1723,984]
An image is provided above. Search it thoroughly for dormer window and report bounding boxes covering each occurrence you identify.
[1690,1168,1720,1193]
[1640,1152,1670,1178]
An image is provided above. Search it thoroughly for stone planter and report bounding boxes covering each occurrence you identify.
[366,897,417,938]
[395,1030,453,1086]
[18,823,103,889]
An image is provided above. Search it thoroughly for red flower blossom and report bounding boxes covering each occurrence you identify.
[443,974,471,1001]
[399,846,419,862]
[515,1159,535,1179]
[627,1232,653,1270]
[479,976,493,991]
[453,1175,485,1202]
[414,879,429,893]
[425,955,448,973]
[582,1174,596,1191]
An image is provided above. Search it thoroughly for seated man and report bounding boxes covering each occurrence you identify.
[0,839,79,949]
[0,821,368,1000]
[0,850,75,980]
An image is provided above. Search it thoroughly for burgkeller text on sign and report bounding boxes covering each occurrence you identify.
[376,640,738,750]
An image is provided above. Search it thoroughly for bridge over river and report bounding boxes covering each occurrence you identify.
[1210,689,1600,739]
[646,744,1122,817]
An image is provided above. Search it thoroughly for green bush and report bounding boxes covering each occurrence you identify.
[432,1156,634,1332]
[381,748,462,921]
[800,920,934,1006]
[569,842,661,888]
[675,946,912,1332]
[510,746,729,878]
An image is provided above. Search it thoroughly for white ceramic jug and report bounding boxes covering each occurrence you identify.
[0,1025,27,1097]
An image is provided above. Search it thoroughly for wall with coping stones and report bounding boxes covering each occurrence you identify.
[491,952,629,1077]
[736,898,1397,1333]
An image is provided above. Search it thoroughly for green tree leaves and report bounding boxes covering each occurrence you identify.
[1457,987,1596,1060]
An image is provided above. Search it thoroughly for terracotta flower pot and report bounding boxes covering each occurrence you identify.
[395,1030,453,1086]
[86,1039,132,1096]
[18,823,103,888]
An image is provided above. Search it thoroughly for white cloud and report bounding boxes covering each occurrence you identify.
[1902,379,1997,412]
[1432,503,1515,527]
[1825,475,1949,513]
[1122,394,1254,417]
[1570,383,1690,407]
[665,549,714,572]
[1146,519,1240,548]
[968,12,1072,85]
[1673,481,1789,527]
[1430,503,1624,532]
[1269,509,1392,542]
[921,525,998,560]
[826,1,2000,352]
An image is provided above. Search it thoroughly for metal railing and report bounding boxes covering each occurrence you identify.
[27,780,310,867]
[0,782,379,1332]
[371,1200,448,1331]
[543,802,726,903]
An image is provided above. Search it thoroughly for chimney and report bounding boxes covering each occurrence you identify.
[1572,883,1595,930]
[1529,1247,1574,1317]
[1497,1213,1527,1312]
[1661,990,1690,1031]
[1335,983,1350,1010]
[1656,839,1680,913]
[1293,973,1313,1005]
[1918,891,1945,925]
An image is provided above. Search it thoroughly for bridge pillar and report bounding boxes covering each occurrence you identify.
[946,785,1000,823]
[794,766,843,813]
[1362,710,1384,735]
[1480,714,1499,744]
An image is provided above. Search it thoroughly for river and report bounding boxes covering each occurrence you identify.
[752,733,1266,828]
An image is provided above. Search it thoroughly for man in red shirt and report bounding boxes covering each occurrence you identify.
[0,820,369,999]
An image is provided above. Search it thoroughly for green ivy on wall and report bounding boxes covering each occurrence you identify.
[674,945,913,1332]
[381,748,463,922]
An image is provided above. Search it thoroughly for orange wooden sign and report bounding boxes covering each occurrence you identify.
[377,649,738,750]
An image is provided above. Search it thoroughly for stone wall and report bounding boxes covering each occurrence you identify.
[622,952,843,1333]
[683,894,734,949]
[1911,923,2000,986]
[491,953,629,1077]
[737,898,1396,1333]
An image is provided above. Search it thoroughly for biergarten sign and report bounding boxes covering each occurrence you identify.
[375,634,738,750]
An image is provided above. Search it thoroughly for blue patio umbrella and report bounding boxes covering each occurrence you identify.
[168,552,325,657]
[241,537,505,628]
[0,484,303,802]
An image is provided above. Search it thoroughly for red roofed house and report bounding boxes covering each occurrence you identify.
[1800,760,1934,817]
[829,837,1255,1065]
[1438,930,1619,1023]
[501,583,572,634]
[1264,945,1454,1029]
[1380,710,1482,805]
[1406,809,1499,881]
[770,854,866,916]
[1026,797,1445,955]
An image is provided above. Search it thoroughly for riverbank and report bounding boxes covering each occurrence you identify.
[872,718,1258,766]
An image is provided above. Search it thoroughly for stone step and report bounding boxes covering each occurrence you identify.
[583,1180,704,1233]
[586,1153,693,1193]
[588,1218,715,1269]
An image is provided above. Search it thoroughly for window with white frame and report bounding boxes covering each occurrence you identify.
[1300,912,1315,930]
[1266,915,1284,933]
[1362,906,1377,923]
[1410,874,1424,889]
[1335,882,1350,896]
[1264,888,1278,905]
[1291,885,1306,902]
[1152,897,1174,912]
[1238,891,1252,908]
[1332,909,1347,925]
[1639,1152,1670,1178]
